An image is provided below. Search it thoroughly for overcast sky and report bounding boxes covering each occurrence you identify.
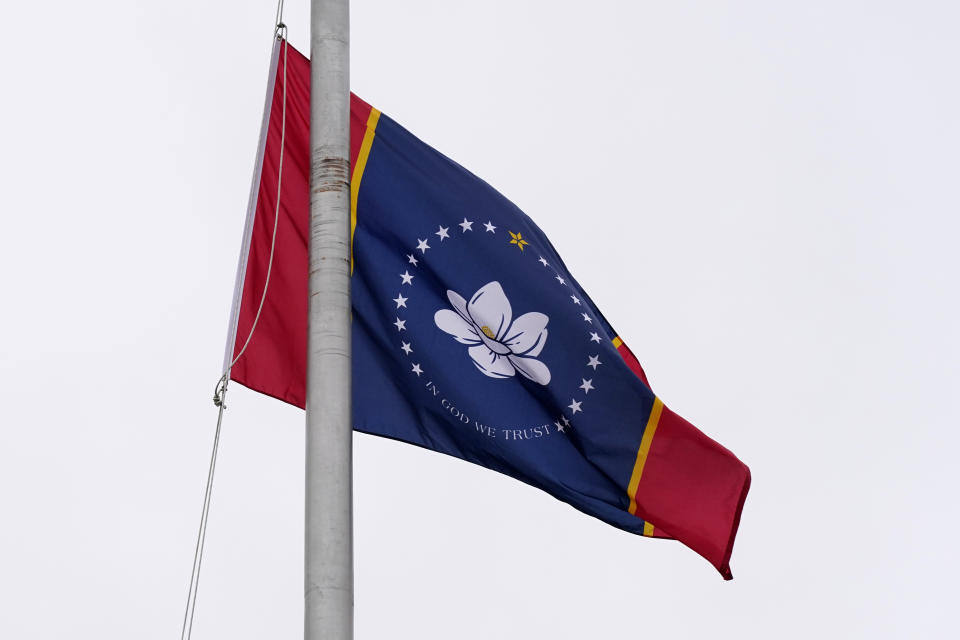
[2,1,958,638]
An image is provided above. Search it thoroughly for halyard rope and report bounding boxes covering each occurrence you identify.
[179,11,289,640]
[223,21,290,378]
[180,385,226,640]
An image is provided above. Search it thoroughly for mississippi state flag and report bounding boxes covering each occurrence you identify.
[225,39,750,579]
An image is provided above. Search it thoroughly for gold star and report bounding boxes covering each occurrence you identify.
[508,231,529,251]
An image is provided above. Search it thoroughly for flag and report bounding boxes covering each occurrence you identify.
[225,39,750,579]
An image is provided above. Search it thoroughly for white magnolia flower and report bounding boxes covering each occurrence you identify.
[434,281,551,385]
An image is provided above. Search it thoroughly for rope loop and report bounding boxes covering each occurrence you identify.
[213,374,228,408]
[274,0,286,37]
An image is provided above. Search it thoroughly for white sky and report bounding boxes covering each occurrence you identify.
[2,1,958,638]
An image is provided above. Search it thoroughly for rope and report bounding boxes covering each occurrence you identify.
[225,22,290,375]
[180,379,227,640]
[178,8,289,638]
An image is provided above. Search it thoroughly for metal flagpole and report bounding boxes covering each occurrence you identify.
[306,0,352,639]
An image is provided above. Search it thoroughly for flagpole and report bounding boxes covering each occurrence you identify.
[306,0,352,639]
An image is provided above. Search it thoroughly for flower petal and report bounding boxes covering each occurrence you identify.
[502,312,549,357]
[434,309,481,345]
[467,281,512,341]
[507,355,551,385]
[468,345,516,379]
[478,332,513,355]
[447,290,472,324]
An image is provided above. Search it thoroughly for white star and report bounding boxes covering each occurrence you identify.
[400,271,414,285]
[393,294,408,308]
[587,355,602,370]
[568,399,582,415]
[554,419,565,433]
[561,415,570,427]
[571,295,581,305]
[416,238,430,253]
[400,342,413,355]
[589,332,602,343]
[435,225,450,241]
[484,221,496,233]
[538,257,549,267]
[459,218,474,232]
[407,254,418,266]
[582,313,592,323]
[579,378,594,394]
[411,363,423,376]
[394,318,407,331]
[556,275,565,285]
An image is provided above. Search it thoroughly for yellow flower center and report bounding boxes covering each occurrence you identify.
[480,325,496,339]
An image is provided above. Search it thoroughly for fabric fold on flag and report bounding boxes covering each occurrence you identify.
[226,39,750,579]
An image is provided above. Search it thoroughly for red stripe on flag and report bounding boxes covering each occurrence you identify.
[633,405,751,579]
[229,43,311,408]
[614,338,651,389]
[230,42,373,409]
[350,95,373,168]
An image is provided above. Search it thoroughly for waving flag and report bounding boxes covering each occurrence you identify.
[225,40,750,579]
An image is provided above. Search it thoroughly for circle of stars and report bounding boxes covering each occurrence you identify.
[390,216,612,438]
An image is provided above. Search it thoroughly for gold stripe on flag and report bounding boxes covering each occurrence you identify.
[627,397,664,516]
